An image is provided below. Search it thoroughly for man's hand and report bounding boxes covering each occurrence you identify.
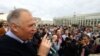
[38,34,52,56]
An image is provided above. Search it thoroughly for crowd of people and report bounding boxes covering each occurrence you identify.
[34,24,100,56]
[0,8,100,56]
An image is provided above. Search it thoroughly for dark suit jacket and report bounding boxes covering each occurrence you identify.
[0,34,38,56]
[58,37,78,56]
[78,44,90,56]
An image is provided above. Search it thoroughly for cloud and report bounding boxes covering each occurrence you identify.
[0,0,100,21]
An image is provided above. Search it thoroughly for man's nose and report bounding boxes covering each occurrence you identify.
[32,26,37,32]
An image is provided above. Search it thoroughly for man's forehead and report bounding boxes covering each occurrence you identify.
[20,12,32,20]
[20,11,31,17]
[33,17,37,20]
[32,17,38,22]
[19,11,37,23]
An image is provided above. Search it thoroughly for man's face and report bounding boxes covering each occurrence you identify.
[57,30,62,35]
[83,36,89,44]
[15,11,36,41]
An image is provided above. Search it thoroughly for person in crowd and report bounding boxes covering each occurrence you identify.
[78,34,91,56]
[62,29,70,41]
[48,34,59,56]
[2,21,9,32]
[60,33,78,56]
[0,8,52,56]
[0,21,6,37]
[94,36,100,53]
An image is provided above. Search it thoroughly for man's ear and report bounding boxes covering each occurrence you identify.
[10,23,19,32]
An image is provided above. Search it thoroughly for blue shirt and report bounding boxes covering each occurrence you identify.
[6,30,24,43]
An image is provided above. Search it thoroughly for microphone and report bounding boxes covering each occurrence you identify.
[47,32,56,54]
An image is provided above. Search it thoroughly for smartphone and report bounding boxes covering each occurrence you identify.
[47,32,53,42]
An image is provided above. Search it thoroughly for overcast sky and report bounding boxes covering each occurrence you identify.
[0,0,100,21]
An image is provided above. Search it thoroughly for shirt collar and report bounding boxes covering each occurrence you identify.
[6,30,24,43]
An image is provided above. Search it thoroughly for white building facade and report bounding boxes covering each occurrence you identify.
[53,13,100,27]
